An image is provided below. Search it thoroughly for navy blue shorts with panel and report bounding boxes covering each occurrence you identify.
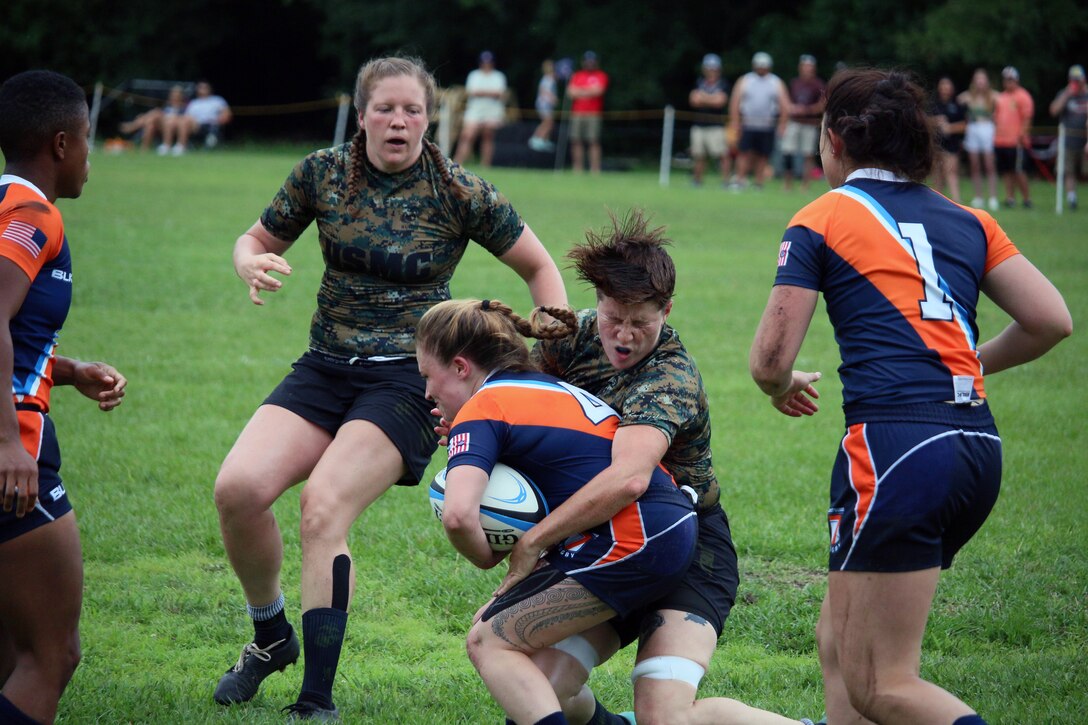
[828,403,1002,573]
[611,502,739,646]
[1,410,72,544]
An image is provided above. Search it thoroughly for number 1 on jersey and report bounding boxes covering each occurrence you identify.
[898,222,954,321]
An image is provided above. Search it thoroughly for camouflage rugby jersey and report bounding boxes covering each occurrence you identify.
[260,143,524,358]
[531,309,720,509]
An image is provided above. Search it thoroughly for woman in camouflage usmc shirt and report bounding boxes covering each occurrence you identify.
[210,56,566,719]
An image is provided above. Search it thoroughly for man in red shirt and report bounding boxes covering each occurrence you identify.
[568,51,609,174]
[993,66,1034,208]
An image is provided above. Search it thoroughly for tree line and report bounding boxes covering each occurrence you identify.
[4,0,1085,139]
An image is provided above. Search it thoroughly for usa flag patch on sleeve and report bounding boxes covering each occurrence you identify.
[448,433,470,456]
[777,240,792,267]
[1,220,45,259]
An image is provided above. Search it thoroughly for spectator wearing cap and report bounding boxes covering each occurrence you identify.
[454,50,508,168]
[993,65,1035,208]
[1048,64,1088,210]
[567,51,609,173]
[781,54,826,191]
[688,53,732,186]
[728,51,790,190]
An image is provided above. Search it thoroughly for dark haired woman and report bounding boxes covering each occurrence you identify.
[210,56,565,718]
[417,298,697,725]
[1,70,128,724]
[750,68,1071,725]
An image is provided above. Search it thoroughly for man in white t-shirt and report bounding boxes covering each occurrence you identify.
[159,80,232,155]
[454,51,507,167]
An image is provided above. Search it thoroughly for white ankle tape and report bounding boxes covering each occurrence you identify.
[551,634,599,674]
[630,656,706,687]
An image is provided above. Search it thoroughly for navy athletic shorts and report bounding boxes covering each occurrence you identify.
[611,502,739,646]
[828,410,1002,573]
[263,351,437,485]
[484,496,697,622]
[739,128,775,157]
[0,410,72,544]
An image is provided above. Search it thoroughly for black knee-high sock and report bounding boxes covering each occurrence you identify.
[298,607,348,707]
[532,714,568,725]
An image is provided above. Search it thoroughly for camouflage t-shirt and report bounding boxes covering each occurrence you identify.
[530,309,720,509]
[260,144,524,358]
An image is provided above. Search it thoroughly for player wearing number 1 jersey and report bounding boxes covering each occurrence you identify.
[751,69,1071,725]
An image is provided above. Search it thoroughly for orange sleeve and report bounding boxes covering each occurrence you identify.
[0,192,64,280]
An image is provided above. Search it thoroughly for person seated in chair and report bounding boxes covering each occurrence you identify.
[159,80,231,155]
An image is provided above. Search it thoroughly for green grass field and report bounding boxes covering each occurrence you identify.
[33,147,1088,723]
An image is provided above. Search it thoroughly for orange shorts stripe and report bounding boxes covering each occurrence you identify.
[843,423,876,536]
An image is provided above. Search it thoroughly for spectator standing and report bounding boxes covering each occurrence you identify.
[728,52,790,190]
[958,69,999,210]
[782,54,826,191]
[159,80,231,155]
[930,76,967,203]
[567,51,609,174]
[454,51,507,168]
[529,59,558,152]
[1048,64,1088,210]
[688,53,731,187]
[993,66,1034,208]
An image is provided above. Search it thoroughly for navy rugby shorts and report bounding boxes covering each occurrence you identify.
[1,410,72,544]
[827,416,1002,572]
[611,502,739,646]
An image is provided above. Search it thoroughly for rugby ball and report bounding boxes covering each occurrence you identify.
[429,463,548,551]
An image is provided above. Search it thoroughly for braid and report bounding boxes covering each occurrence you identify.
[347,126,367,217]
[423,138,471,201]
[530,305,579,340]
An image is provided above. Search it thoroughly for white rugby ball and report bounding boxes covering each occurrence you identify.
[429,463,548,551]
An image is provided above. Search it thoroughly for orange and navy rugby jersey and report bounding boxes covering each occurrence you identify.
[1,178,72,413]
[446,370,683,518]
[773,173,1019,410]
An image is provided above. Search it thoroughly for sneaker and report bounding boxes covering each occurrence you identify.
[156,144,169,156]
[987,197,999,211]
[283,700,340,721]
[1003,198,1016,209]
[1070,196,1078,211]
[528,137,549,152]
[971,197,984,208]
[205,132,219,149]
[617,713,637,725]
[1022,199,1033,209]
[213,629,300,705]
[171,143,185,156]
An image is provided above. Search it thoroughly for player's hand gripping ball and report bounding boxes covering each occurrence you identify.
[429,463,548,551]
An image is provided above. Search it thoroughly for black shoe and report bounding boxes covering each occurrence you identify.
[283,700,341,721]
[1003,198,1016,209]
[213,629,300,705]
[1022,199,1033,209]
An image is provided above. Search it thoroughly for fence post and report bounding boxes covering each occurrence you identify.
[88,82,104,151]
[1055,124,1065,214]
[437,96,453,156]
[333,94,351,147]
[659,105,675,187]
